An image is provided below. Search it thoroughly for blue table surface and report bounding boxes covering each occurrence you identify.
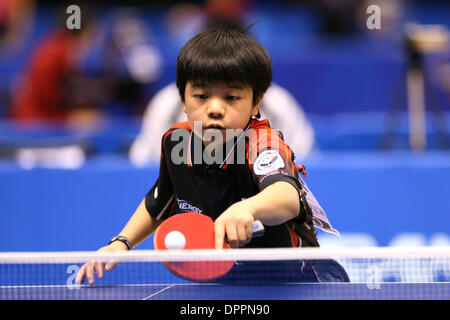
[1,282,449,300]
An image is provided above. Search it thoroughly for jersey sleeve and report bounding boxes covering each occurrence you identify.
[247,128,306,222]
[144,133,178,220]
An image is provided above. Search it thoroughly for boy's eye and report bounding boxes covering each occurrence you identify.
[226,96,240,101]
[194,94,208,99]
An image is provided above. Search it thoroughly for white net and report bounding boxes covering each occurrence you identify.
[1,247,449,300]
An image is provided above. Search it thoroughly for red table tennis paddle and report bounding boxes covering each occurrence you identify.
[153,212,264,282]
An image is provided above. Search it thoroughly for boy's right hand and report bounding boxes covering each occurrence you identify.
[75,241,128,285]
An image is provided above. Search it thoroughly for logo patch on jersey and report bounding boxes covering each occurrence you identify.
[177,199,203,214]
[253,150,285,176]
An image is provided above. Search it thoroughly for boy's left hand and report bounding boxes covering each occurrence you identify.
[214,201,255,249]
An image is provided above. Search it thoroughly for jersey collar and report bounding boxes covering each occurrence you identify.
[187,122,252,169]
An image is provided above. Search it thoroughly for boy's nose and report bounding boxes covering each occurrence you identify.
[206,99,225,119]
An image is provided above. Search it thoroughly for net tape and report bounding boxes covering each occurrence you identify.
[1,246,450,263]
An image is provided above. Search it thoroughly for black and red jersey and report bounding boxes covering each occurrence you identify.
[145,118,335,248]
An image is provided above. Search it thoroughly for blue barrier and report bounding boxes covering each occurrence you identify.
[0,152,449,251]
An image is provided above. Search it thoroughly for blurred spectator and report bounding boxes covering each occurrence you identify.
[317,0,360,35]
[438,60,450,102]
[10,7,101,126]
[0,0,34,117]
[165,0,252,44]
[359,0,404,36]
[204,0,251,28]
[0,0,34,54]
[317,0,404,36]
[10,5,163,126]
[99,8,163,117]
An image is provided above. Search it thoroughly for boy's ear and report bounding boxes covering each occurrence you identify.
[251,93,264,117]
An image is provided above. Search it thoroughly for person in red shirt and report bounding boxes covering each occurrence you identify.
[13,29,79,120]
[11,22,103,128]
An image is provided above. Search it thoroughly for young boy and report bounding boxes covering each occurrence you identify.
[77,26,349,285]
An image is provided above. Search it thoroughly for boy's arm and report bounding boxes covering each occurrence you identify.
[76,198,162,285]
[214,181,299,249]
[116,198,163,249]
[243,181,300,225]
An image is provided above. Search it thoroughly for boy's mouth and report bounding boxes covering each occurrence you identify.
[205,124,225,130]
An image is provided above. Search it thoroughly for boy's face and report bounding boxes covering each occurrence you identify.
[183,81,263,146]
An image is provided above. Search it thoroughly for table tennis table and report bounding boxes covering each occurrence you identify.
[2,247,450,300]
[1,282,449,300]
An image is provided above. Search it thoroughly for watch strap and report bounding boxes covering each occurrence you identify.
[108,236,132,250]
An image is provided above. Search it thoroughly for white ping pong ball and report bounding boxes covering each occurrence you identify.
[164,231,186,250]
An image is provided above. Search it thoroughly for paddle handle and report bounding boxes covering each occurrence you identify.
[252,220,265,238]
[224,220,264,242]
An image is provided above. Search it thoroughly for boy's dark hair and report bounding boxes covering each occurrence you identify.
[176,26,272,106]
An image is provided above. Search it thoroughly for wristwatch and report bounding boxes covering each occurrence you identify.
[108,236,132,250]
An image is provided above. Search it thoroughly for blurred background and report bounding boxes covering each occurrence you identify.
[0,0,449,251]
